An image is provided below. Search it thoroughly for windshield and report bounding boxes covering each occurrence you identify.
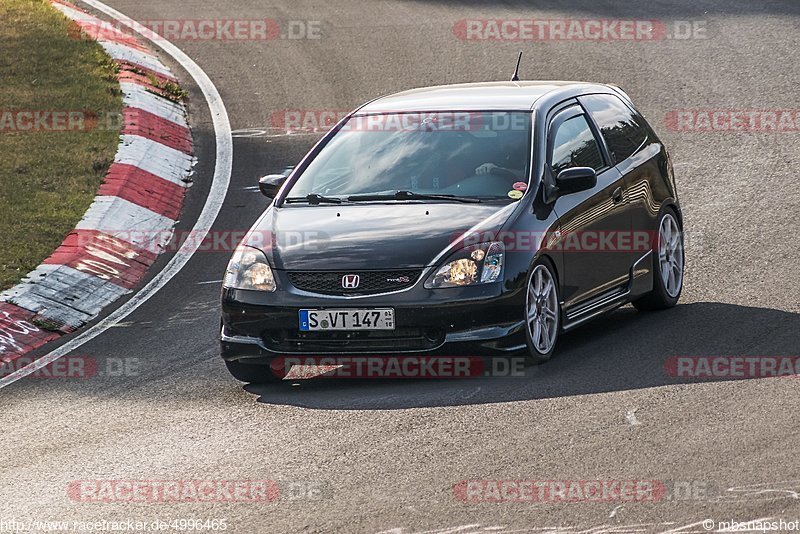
[284,111,532,202]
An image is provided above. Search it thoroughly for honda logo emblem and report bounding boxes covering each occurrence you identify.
[342,274,360,289]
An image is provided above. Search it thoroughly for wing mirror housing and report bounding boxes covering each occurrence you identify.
[258,166,294,197]
[555,167,597,195]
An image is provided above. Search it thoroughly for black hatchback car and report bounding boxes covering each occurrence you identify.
[221,81,683,382]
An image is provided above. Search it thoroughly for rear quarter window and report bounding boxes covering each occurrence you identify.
[580,94,648,164]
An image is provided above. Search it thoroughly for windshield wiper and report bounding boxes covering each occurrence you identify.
[284,193,343,205]
[347,190,482,203]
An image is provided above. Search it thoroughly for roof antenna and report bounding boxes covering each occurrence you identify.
[510,51,523,82]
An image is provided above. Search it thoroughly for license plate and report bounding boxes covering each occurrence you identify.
[299,308,395,331]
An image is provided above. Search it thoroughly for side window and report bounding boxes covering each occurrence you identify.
[550,114,604,175]
[580,94,648,164]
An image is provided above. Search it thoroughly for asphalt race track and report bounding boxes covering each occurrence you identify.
[1,1,799,532]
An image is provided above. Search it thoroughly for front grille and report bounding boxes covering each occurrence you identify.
[262,327,445,353]
[287,270,422,295]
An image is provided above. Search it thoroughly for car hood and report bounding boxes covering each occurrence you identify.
[245,202,518,270]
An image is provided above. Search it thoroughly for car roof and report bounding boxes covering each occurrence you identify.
[356,81,622,114]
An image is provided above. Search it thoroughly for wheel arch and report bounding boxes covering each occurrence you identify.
[660,200,683,229]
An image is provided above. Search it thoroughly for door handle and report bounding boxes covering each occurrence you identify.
[611,187,624,203]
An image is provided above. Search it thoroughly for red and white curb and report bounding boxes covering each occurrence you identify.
[0,0,193,362]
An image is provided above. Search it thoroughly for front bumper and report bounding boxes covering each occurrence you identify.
[220,272,526,362]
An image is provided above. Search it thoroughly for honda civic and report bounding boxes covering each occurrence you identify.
[220,81,684,382]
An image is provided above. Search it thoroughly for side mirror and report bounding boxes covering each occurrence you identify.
[259,174,287,197]
[555,167,597,195]
[258,167,293,197]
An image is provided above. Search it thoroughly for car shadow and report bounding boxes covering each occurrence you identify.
[246,301,799,410]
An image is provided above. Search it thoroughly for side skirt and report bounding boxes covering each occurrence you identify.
[561,250,653,332]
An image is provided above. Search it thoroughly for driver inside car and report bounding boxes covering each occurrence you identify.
[472,135,527,180]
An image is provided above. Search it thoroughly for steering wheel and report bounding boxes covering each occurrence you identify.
[488,166,518,179]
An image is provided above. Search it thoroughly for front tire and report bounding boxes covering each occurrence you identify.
[633,208,684,311]
[225,360,283,384]
[524,259,561,364]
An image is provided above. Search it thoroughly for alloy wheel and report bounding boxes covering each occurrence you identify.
[526,264,559,354]
[658,213,684,298]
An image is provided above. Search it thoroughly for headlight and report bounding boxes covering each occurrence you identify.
[223,245,276,292]
[424,241,504,288]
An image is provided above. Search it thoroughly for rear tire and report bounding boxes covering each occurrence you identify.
[225,360,283,384]
[633,208,684,311]
[524,258,561,365]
